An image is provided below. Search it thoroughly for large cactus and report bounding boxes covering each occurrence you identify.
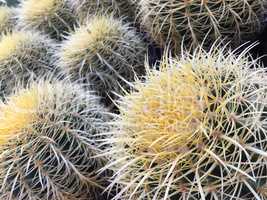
[100,45,267,199]
[138,0,265,50]
[57,15,146,107]
[17,0,76,40]
[0,30,58,99]
[0,80,111,200]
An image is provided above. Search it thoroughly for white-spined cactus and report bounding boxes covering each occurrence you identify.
[0,79,111,200]
[17,0,76,40]
[100,45,267,199]
[57,15,147,106]
[0,30,58,99]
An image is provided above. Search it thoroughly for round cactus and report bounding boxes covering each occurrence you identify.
[0,30,58,99]
[57,15,146,106]
[101,45,267,199]
[0,79,111,200]
[66,0,136,22]
[0,6,16,34]
[138,0,265,50]
[17,0,76,40]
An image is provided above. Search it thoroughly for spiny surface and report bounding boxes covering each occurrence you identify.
[102,46,267,199]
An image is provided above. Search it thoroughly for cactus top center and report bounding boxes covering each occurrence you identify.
[0,32,28,61]
[0,87,40,145]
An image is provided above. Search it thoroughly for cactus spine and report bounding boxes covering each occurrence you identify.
[0,80,111,200]
[138,0,265,50]
[0,6,16,34]
[17,0,76,40]
[58,15,146,106]
[100,45,267,199]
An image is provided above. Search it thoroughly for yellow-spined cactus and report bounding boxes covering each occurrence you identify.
[138,0,265,50]
[57,15,146,106]
[17,0,76,40]
[101,45,267,199]
[0,80,111,200]
[0,30,59,99]
[0,6,16,34]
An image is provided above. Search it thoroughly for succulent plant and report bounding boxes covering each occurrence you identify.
[0,79,111,200]
[57,15,147,107]
[100,44,267,199]
[0,6,16,34]
[66,0,136,23]
[138,0,265,50]
[0,30,58,99]
[17,0,76,40]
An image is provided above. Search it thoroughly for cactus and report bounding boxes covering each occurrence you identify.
[0,79,111,200]
[138,0,265,50]
[100,45,267,199]
[0,6,16,34]
[66,0,136,22]
[0,30,58,99]
[17,0,76,40]
[57,15,146,107]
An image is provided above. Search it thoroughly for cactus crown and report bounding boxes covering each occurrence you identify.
[61,16,120,65]
[0,32,27,61]
[20,0,64,20]
[103,45,267,199]
[0,87,39,145]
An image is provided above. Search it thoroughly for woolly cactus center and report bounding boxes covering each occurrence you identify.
[0,87,40,144]
[0,7,12,25]
[22,0,62,19]
[121,67,208,161]
[0,32,28,61]
[62,17,120,63]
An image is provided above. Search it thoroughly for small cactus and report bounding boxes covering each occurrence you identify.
[57,15,146,106]
[138,0,265,50]
[17,0,76,40]
[100,45,267,199]
[0,80,111,200]
[0,30,58,99]
[66,0,136,22]
[0,6,16,34]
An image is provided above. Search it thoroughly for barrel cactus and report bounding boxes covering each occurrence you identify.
[0,80,111,200]
[17,0,76,40]
[138,0,265,50]
[101,45,267,199]
[0,6,16,34]
[0,30,57,99]
[57,15,146,106]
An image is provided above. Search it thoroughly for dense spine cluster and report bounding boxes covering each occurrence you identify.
[0,6,16,34]
[0,80,111,200]
[101,46,267,199]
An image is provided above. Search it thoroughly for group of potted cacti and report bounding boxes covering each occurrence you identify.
[0,0,267,199]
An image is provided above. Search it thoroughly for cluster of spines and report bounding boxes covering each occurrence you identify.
[0,5,16,34]
[0,80,111,200]
[57,15,146,107]
[99,45,267,199]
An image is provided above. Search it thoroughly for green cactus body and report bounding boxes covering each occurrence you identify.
[58,15,146,107]
[138,0,265,50]
[17,0,76,40]
[0,80,111,200]
[0,30,59,99]
[0,6,16,34]
[101,45,267,199]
